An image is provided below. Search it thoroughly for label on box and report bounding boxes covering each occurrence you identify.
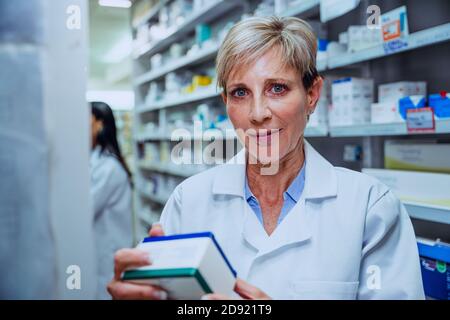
[381,6,409,54]
[406,107,435,133]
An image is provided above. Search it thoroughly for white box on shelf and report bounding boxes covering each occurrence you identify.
[362,168,450,208]
[378,81,427,103]
[371,101,404,124]
[347,25,382,52]
[331,77,374,126]
[122,232,237,300]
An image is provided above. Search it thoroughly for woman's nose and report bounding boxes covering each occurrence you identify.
[249,97,272,124]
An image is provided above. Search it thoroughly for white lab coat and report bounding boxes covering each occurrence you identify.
[90,147,133,299]
[159,140,425,299]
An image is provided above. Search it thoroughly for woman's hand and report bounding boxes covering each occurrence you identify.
[107,223,167,300]
[202,278,271,300]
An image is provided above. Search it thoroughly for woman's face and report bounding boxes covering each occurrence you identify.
[223,48,322,166]
[91,114,103,148]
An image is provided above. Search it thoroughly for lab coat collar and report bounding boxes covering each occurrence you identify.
[212,140,337,200]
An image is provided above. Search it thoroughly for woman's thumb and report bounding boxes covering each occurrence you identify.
[149,223,165,237]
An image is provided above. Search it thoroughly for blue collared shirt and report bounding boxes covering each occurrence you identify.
[244,162,306,226]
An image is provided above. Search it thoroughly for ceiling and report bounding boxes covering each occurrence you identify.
[88,0,132,90]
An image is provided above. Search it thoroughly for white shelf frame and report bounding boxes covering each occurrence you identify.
[139,161,207,178]
[404,201,450,225]
[137,87,221,113]
[325,23,450,70]
[329,119,450,137]
[134,44,219,86]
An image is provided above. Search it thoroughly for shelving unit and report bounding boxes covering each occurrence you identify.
[279,0,320,18]
[404,201,450,225]
[134,43,219,86]
[329,119,450,137]
[137,86,221,112]
[326,23,450,70]
[132,0,240,58]
[131,0,450,241]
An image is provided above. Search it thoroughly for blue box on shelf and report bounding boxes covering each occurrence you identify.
[417,239,450,300]
[399,95,426,120]
[429,92,450,119]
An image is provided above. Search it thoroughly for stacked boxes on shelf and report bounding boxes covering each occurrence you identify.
[330,77,374,126]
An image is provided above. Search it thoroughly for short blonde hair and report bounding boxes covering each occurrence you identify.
[216,16,319,94]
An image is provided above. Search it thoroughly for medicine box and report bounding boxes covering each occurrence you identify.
[417,237,450,300]
[399,95,426,120]
[347,25,382,52]
[309,76,337,127]
[331,77,374,126]
[429,93,450,119]
[122,232,237,300]
[384,140,450,174]
[371,101,404,124]
[378,81,427,103]
[362,168,450,208]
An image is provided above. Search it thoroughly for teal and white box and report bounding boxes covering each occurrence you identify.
[122,232,237,299]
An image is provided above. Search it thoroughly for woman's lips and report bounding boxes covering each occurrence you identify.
[247,129,282,145]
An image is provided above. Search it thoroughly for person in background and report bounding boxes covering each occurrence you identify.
[90,101,133,299]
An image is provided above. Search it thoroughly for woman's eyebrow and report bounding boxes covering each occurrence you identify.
[227,82,247,90]
[264,78,294,85]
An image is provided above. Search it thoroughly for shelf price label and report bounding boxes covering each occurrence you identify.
[406,107,435,133]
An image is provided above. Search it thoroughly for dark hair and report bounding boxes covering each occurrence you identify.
[91,101,132,186]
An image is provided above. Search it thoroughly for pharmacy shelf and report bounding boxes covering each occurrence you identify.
[326,23,450,70]
[329,119,450,137]
[134,44,220,86]
[138,188,168,205]
[305,124,328,137]
[404,201,450,225]
[136,127,326,141]
[137,87,221,113]
[132,0,168,29]
[139,161,206,178]
[135,130,237,142]
[279,0,320,18]
[133,0,239,59]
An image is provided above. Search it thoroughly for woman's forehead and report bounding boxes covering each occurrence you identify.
[228,62,298,86]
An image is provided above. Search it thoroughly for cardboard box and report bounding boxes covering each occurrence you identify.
[384,140,450,174]
[362,168,450,208]
[331,77,374,126]
[347,25,382,52]
[371,101,404,124]
[378,81,427,103]
[122,232,236,300]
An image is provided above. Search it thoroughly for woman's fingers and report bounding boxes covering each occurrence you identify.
[149,223,165,237]
[201,293,233,300]
[234,278,271,300]
[107,280,168,300]
[113,248,151,280]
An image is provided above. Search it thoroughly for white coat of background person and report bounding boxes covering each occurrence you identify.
[90,102,133,299]
[108,17,425,300]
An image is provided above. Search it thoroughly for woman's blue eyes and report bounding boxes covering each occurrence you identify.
[231,84,287,97]
[235,88,247,97]
[271,84,286,94]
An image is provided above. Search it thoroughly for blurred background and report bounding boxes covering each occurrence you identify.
[0,0,449,299]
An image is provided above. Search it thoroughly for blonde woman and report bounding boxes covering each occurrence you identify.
[108,16,424,300]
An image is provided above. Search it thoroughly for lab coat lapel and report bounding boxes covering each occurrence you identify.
[241,199,269,252]
[256,198,312,258]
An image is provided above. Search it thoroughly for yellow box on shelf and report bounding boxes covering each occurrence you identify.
[385,140,450,174]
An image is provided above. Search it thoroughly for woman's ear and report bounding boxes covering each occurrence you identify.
[221,92,227,105]
[307,76,323,114]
